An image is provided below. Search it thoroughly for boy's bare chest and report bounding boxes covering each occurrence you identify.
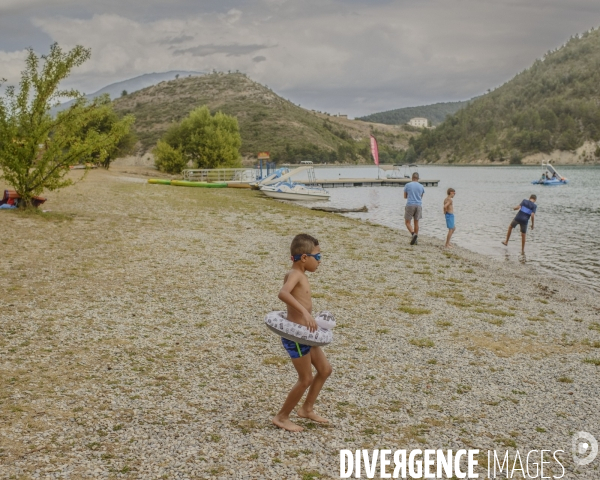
[293,280,311,296]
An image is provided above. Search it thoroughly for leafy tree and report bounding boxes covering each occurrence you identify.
[153,140,187,174]
[0,43,134,206]
[121,90,128,97]
[404,146,417,163]
[74,96,137,168]
[160,105,242,170]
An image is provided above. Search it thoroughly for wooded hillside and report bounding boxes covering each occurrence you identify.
[113,73,417,163]
[411,28,600,163]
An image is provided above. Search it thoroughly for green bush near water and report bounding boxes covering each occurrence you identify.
[154,106,242,173]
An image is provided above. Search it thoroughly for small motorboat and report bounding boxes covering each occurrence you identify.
[531,161,568,185]
[260,182,330,201]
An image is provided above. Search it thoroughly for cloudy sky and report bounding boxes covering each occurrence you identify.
[1,0,600,117]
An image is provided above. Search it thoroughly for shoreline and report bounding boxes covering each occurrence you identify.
[1,167,599,479]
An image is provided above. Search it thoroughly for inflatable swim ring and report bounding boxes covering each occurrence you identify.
[264,311,335,346]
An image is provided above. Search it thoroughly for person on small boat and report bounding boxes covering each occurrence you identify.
[501,194,537,254]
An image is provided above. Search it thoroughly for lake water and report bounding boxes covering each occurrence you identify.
[292,165,600,292]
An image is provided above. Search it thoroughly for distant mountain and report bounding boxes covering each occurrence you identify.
[358,100,472,126]
[412,27,600,163]
[53,71,204,114]
[112,72,417,163]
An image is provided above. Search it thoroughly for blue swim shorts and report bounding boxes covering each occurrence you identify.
[445,213,455,229]
[281,337,311,359]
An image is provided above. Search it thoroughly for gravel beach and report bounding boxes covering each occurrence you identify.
[1,167,599,479]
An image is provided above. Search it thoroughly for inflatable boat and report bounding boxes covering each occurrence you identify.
[531,161,568,185]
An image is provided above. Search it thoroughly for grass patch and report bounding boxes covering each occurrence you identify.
[263,356,287,366]
[446,277,463,283]
[483,318,505,326]
[522,330,537,336]
[427,291,447,298]
[474,307,514,317]
[557,376,573,383]
[300,471,322,480]
[456,384,471,394]
[409,338,434,348]
[399,306,431,315]
[583,358,600,366]
[589,323,600,332]
[495,438,517,448]
[436,320,452,328]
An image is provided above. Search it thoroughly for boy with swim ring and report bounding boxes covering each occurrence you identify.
[272,234,332,432]
[443,188,456,248]
[502,194,537,254]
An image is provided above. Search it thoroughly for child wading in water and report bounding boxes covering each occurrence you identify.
[443,188,456,248]
[272,234,332,432]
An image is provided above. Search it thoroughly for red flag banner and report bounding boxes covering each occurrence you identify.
[370,135,379,166]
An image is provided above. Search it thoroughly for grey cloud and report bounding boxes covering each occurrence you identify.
[173,43,271,57]
[3,0,600,117]
[159,34,193,45]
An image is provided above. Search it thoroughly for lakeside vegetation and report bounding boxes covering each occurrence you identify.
[154,106,242,173]
[411,28,600,163]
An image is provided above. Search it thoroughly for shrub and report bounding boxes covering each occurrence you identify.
[153,140,187,174]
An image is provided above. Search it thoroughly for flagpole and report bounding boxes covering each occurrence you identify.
[370,134,380,179]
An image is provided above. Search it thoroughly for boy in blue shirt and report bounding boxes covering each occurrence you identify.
[502,195,537,253]
[403,173,425,245]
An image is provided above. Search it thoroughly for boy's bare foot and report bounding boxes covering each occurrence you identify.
[501,241,508,246]
[272,415,304,432]
[297,407,329,423]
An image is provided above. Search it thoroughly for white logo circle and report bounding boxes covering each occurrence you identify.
[572,432,598,466]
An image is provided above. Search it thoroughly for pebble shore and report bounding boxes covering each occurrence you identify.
[1,168,599,479]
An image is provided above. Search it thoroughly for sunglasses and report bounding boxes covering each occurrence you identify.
[292,253,322,262]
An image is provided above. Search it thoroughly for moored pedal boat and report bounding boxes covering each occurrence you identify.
[260,182,330,201]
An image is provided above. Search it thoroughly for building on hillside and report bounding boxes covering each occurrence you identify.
[337,114,348,119]
[408,117,428,128]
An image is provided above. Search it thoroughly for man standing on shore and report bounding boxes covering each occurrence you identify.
[403,172,425,245]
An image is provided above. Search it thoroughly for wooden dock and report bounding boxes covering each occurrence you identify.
[312,178,439,188]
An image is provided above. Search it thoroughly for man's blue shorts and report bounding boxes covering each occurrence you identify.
[445,213,455,229]
[281,337,311,359]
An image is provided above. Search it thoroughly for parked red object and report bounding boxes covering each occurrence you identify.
[0,190,46,208]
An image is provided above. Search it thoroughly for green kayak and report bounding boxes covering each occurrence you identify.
[148,179,171,185]
[171,180,227,188]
